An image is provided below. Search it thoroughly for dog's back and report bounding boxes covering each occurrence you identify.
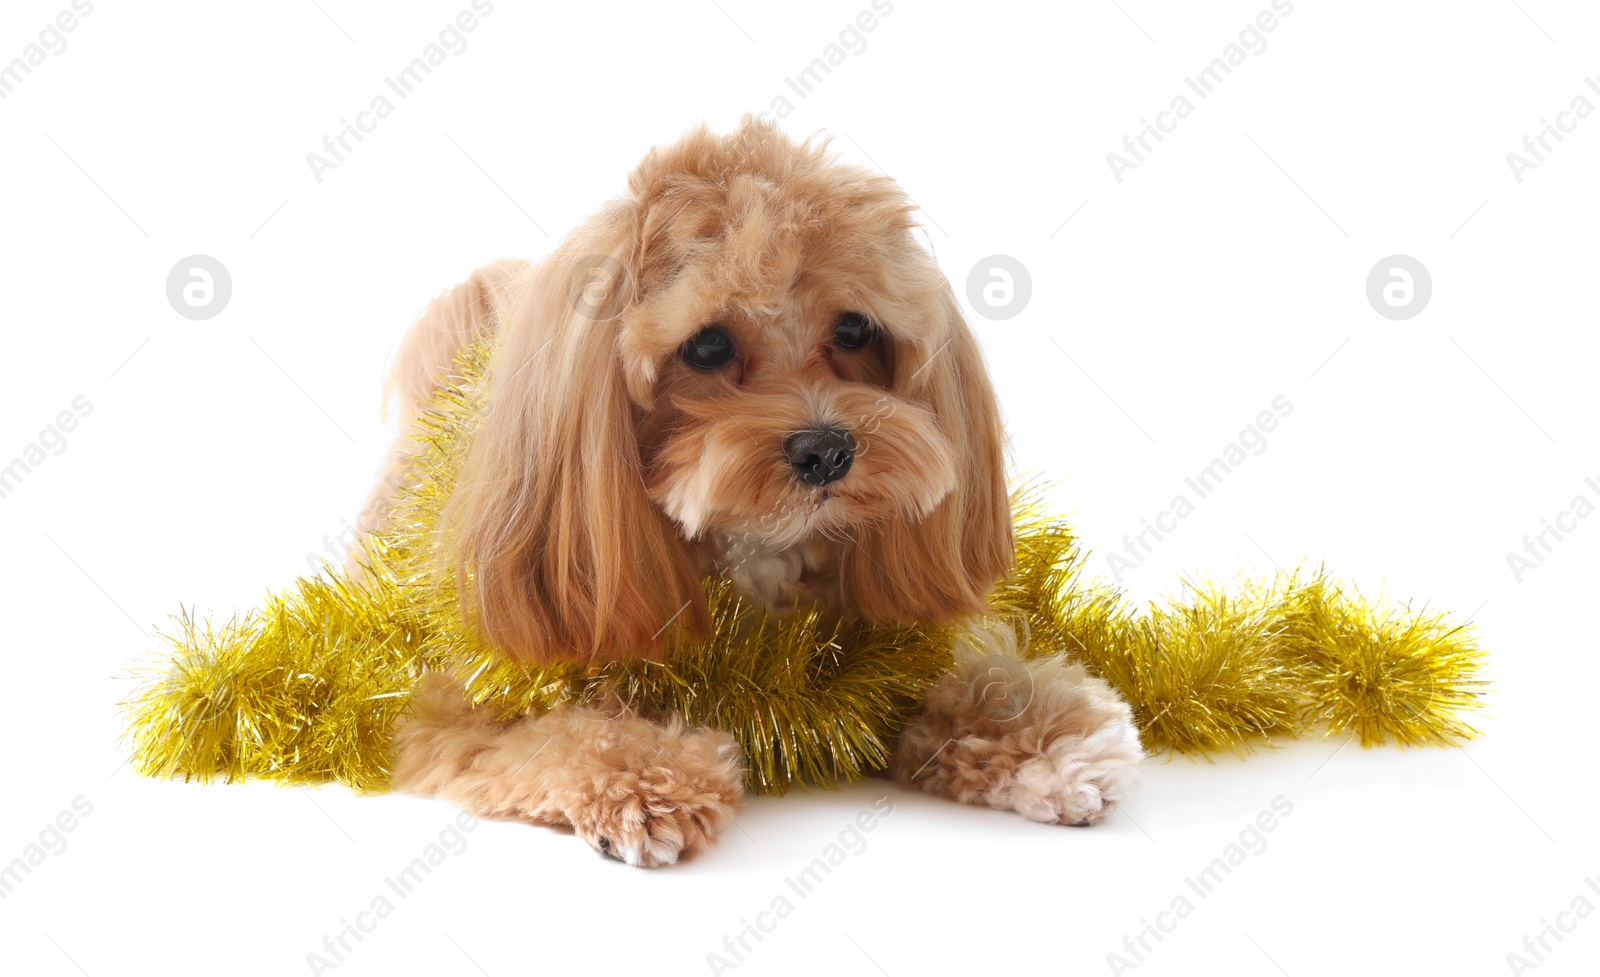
[353,258,529,553]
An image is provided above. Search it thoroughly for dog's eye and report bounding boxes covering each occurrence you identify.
[681,327,735,370]
[834,312,874,350]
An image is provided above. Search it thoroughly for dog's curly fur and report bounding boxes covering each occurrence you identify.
[894,632,1144,826]
[379,119,1141,864]
[392,675,743,867]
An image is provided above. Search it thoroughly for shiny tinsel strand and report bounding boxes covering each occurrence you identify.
[122,343,1488,795]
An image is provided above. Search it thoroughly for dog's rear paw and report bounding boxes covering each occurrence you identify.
[569,726,745,867]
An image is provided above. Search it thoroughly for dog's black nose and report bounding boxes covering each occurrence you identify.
[784,426,855,486]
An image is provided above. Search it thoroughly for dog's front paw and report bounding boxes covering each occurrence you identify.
[895,654,1144,826]
[1004,714,1143,826]
[569,725,745,867]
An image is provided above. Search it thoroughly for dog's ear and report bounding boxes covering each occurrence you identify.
[441,206,707,663]
[844,288,1014,624]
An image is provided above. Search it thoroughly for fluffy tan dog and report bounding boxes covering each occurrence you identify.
[378,119,1142,866]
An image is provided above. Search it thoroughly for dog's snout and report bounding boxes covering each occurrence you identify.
[784,426,856,486]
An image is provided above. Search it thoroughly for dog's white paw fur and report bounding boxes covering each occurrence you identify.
[893,636,1144,826]
[1000,715,1144,825]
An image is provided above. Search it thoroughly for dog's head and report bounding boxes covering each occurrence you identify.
[445,119,1012,662]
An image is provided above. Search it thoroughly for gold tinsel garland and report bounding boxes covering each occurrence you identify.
[123,344,1487,795]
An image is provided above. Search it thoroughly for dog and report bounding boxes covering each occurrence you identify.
[375,119,1143,866]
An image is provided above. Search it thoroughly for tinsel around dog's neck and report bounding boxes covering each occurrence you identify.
[124,341,1487,796]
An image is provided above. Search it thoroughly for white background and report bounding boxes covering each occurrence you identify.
[1,1,1596,974]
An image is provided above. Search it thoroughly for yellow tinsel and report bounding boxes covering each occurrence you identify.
[123,344,1487,795]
